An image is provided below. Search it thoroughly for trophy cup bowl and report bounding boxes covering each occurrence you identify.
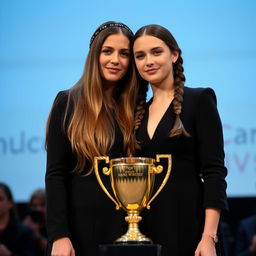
[94,154,172,243]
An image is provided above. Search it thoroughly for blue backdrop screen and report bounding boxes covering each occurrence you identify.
[1,0,255,201]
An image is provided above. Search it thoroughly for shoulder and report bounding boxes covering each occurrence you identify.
[184,86,216,99]
[48,89,74,129]
[51,89,74,115]
[184,86,217,106]
[52,90,70,108]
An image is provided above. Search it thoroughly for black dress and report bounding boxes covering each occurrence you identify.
[45,91,127,256]
[136,87,228,256]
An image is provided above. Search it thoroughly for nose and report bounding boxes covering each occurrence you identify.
[111,52,119,65]
[145,54,154,67]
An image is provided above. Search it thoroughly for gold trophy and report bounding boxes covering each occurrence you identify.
[94,154,172,243]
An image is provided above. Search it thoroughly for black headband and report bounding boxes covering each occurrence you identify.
[89,23,133,47]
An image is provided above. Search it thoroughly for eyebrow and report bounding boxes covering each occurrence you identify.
[134,46,163,54]
[102,46,129,51]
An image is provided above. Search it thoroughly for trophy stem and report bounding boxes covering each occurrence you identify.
[115,211,152,244]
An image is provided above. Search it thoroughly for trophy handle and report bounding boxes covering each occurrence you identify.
[146,154,172,209]
[94,156,120,210]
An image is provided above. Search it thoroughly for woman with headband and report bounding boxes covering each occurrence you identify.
[45,21,141,256]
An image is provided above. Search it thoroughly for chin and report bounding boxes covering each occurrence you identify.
[104,76,119,81]
[142,75,159,83]
[109,77,122,82]
[148,79,162,85]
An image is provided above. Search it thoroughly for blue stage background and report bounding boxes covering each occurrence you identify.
[1,0,255,201]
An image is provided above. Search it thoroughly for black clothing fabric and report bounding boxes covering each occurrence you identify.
[45,91,127,256]
[0,218,36,256]
[136,87,228,256]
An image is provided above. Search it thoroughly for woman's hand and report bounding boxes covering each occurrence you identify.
[51,237,75,256]
[195,234,217,256]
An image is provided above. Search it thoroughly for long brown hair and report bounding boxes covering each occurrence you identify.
[134,24,190,137]
[46,21,139,174]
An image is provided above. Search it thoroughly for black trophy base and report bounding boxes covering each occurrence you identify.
[98,243,162,256]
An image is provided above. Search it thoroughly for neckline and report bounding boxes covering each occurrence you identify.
[146,98,173,141]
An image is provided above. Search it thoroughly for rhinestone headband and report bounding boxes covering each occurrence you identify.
[89,23,133,47]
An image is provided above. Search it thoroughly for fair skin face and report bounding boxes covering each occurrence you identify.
[99,33,130,106]
[134,35,220,256]
[51,32,131,256]
[134,35,178,89]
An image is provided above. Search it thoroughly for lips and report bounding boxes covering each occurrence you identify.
[106,67,121,73]
[145,68,158,75]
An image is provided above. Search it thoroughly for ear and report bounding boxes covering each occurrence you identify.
[171,50,179,63]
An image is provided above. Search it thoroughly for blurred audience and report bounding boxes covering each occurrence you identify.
[219,220,235,256]
[0,182,36,256]
[236,214,256,256]
[23,188,47,256]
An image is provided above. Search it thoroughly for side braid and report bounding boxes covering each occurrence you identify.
[134,99,146,131]
[134,80,148,148]
[134,77,148,130]
[169,54,190,137]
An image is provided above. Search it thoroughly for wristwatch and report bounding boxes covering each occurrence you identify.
[211,234,218,243]
[202,233,218,243]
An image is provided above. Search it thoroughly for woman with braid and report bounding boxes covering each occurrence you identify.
[45,21,141,256]
[133,24,228,256]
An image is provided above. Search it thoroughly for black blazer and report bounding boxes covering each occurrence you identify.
[45,91,127,256]
[136,87,228,256]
